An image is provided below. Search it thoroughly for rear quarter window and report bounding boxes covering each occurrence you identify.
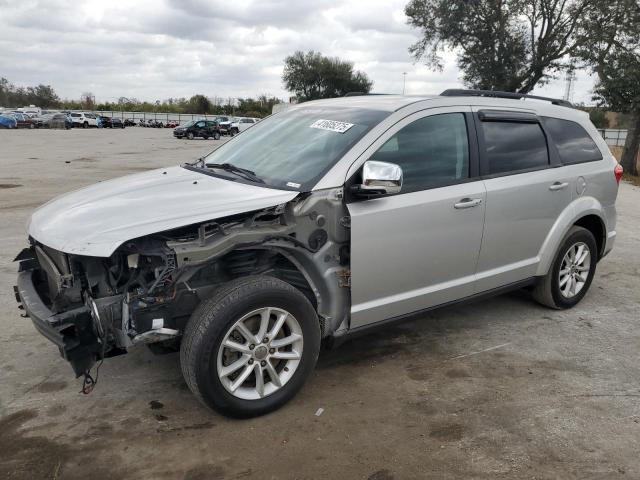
[481,121,549,175]
[541,117,602,164]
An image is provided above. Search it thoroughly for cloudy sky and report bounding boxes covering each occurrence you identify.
[0,0,596,104]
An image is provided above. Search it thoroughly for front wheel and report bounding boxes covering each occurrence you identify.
[187,132,194,140]
[532,226,597,309]
[181,276,321,418]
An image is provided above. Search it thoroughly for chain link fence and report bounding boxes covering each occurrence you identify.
[597,129,627,147]
[90,111,226,124]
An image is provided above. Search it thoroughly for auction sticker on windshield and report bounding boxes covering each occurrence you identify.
[310,119,354,134]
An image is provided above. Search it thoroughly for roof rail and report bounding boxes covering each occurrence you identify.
[440,89,573,108]
[343,92,391,97]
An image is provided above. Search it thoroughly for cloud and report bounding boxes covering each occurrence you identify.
[0,0,595,103]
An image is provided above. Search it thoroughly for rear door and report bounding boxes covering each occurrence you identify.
[348,107,486,328]
[194,121,206,137]
[473,109,573,291]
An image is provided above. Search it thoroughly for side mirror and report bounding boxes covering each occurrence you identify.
[352,160,403,197]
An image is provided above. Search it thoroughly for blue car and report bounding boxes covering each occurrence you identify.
[0,114,17,129]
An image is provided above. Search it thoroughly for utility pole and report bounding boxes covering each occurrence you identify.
[563,67,577,103]
[402,72,407,95]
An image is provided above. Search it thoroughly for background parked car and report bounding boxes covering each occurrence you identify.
[141,118,163,128]
[32,113,54,128]
[69,112,98,128]
[124,118,136,127]
[165,120,179,128]
[0,113,17,129]
[97,116,112,128]
[236,117,259,132]
[33,113,72,129]
[10,112,36,129]
[48,113,73,129]
[111,117,125,128]
[215,116,240,136]
[173,119,221,140]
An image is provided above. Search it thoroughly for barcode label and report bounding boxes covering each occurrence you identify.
[310,119,354,134]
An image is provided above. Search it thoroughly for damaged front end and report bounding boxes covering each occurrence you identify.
[13,237,190,378]
[14,193,350,382]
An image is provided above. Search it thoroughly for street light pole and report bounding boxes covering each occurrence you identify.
[402,72,407,95]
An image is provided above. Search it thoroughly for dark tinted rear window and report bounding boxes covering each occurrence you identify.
[541,117,602,164]
[482,122,549,175]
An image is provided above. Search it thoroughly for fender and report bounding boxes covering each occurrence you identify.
[535,196,607,277]
[268,246,349,337]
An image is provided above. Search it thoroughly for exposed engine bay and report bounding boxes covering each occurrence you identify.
[14,188,351,380]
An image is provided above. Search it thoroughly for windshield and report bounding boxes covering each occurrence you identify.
[182,120,195,128]
[202,106,389,190]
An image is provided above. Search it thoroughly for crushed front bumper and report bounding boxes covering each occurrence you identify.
[14,264,101,377]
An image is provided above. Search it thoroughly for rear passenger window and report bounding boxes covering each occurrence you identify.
[370,113,469,193]
[541,117,602,164]
[482,122,549,175]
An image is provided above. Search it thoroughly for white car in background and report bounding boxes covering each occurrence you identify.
[69,112,98,128]
[214,116,239,136]
[236,117,260,132]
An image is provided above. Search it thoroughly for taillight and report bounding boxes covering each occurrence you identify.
[614,164,623,184]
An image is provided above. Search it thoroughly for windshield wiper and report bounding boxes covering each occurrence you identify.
[205,163,265,184]
[186,156,206,168]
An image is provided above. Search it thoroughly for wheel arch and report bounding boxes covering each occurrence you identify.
[536,197,608,277]
[189,246,330,336]
[573,214,606,261]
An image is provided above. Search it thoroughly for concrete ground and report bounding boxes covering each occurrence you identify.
[1,127,639,480]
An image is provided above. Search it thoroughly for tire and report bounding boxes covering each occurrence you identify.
[181,276,321,418]
[29,123,34,129]
[187,132,194,140]
[203,135,209,140]
[213,132,220,140]
[532,226,598,309]
[83,122,88,129]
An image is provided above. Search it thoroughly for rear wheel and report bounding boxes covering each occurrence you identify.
[213,131,221,140]
[181,276,321,418]
[532,226,597,309]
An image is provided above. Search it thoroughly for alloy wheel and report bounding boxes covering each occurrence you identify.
[559,242,591,298]
[216,307,304,400]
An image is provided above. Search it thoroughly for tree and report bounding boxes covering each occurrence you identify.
[405,0,594,93]
[584,108,610,129]
[577,0,640,176]
[29,84,60,108]
[80,92,95,110]
[187,95,213,114]
[282,50,373,101]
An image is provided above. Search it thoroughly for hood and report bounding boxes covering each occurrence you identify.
[28,166,298,257]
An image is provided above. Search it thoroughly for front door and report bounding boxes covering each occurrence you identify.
[347,107,486,329]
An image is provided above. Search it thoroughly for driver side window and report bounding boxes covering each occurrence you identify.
[370,113,470,194]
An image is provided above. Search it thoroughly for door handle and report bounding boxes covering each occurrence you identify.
[549,182,569,191]
[454,198,483,209]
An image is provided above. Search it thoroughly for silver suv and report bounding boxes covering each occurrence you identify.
[14,90,621,417]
